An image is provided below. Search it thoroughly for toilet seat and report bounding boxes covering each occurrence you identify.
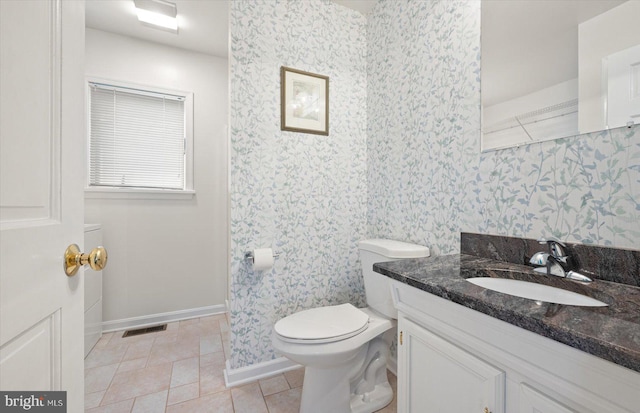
[274,303,369,344]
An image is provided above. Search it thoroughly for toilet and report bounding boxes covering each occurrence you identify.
[272,239,430,413]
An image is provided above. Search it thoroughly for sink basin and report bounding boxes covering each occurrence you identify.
[467,277,608,307]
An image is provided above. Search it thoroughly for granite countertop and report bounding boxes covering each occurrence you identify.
[373,253,640,373]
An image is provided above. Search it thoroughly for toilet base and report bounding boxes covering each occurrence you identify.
[299,366,393,413]
[350,381,393,413]
[300,364,356,413]
[299,335,393,413]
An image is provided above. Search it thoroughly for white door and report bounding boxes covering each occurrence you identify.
[0,0,85,411]
[607,44,640,128]
[398,316,505,413]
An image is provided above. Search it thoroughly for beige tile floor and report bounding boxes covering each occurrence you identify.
[85,314,397,412]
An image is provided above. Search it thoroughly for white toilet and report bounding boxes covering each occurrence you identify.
[272,239,430,413]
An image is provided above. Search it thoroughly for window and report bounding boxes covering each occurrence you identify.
[86,79,193,198]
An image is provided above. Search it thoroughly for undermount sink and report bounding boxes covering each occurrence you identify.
[467,277,608,307]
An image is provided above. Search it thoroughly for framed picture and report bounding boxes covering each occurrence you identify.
[281,66,329,135]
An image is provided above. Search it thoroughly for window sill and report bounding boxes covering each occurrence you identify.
[84,187,195,200]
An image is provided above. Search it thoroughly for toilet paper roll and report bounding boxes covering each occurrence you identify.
[252,248,274,271]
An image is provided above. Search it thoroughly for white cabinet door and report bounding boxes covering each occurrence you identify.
[0,0,85,410]
[398,316,505,413]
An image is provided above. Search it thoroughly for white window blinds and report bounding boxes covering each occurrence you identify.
[89,82,186,190]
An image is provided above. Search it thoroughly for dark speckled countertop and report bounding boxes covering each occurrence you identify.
[374,253,640,373]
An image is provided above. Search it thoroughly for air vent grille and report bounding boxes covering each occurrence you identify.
[122,324,167,338]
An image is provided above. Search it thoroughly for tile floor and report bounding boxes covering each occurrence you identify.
[85,314,397,412]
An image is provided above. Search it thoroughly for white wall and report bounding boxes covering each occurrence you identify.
[85,29,228,323]
[578,0,640,133]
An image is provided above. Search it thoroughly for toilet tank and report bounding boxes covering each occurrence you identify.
[359,239,430,319]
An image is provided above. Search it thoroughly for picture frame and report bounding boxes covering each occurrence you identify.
[281,66,329,135]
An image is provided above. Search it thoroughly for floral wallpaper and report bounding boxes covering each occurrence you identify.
[472,126,640,249]
[229,0,368,369]
[230,0,640,371]
[367,0,482,256]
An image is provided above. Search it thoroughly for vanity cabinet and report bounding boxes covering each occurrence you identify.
[391,280,640,413]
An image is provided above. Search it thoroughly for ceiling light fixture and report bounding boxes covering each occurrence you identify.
[133,0,178,33]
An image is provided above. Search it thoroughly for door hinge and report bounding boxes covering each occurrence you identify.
[399,331,403,345]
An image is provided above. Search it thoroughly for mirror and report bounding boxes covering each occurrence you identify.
[481,0,640,152]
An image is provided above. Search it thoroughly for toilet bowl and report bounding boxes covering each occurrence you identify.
[272,239,430,413]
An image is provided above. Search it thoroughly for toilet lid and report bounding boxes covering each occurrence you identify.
[274,303,369,344]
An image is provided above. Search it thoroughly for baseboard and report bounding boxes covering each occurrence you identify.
[224,357,301,388]
[223,355,395,389]
[101,304,227,333]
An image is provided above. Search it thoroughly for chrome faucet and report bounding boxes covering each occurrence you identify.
[539,238,573,273]
[531,237,592,283]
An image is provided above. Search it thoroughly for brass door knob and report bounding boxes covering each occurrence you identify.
[64,244,108,276]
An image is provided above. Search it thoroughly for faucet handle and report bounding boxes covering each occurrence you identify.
[537,237,567,258]
[537,237,566,247]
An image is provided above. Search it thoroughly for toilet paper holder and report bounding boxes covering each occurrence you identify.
[244,251,279,261]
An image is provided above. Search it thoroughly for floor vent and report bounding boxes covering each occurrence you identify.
[122,324,167,338]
